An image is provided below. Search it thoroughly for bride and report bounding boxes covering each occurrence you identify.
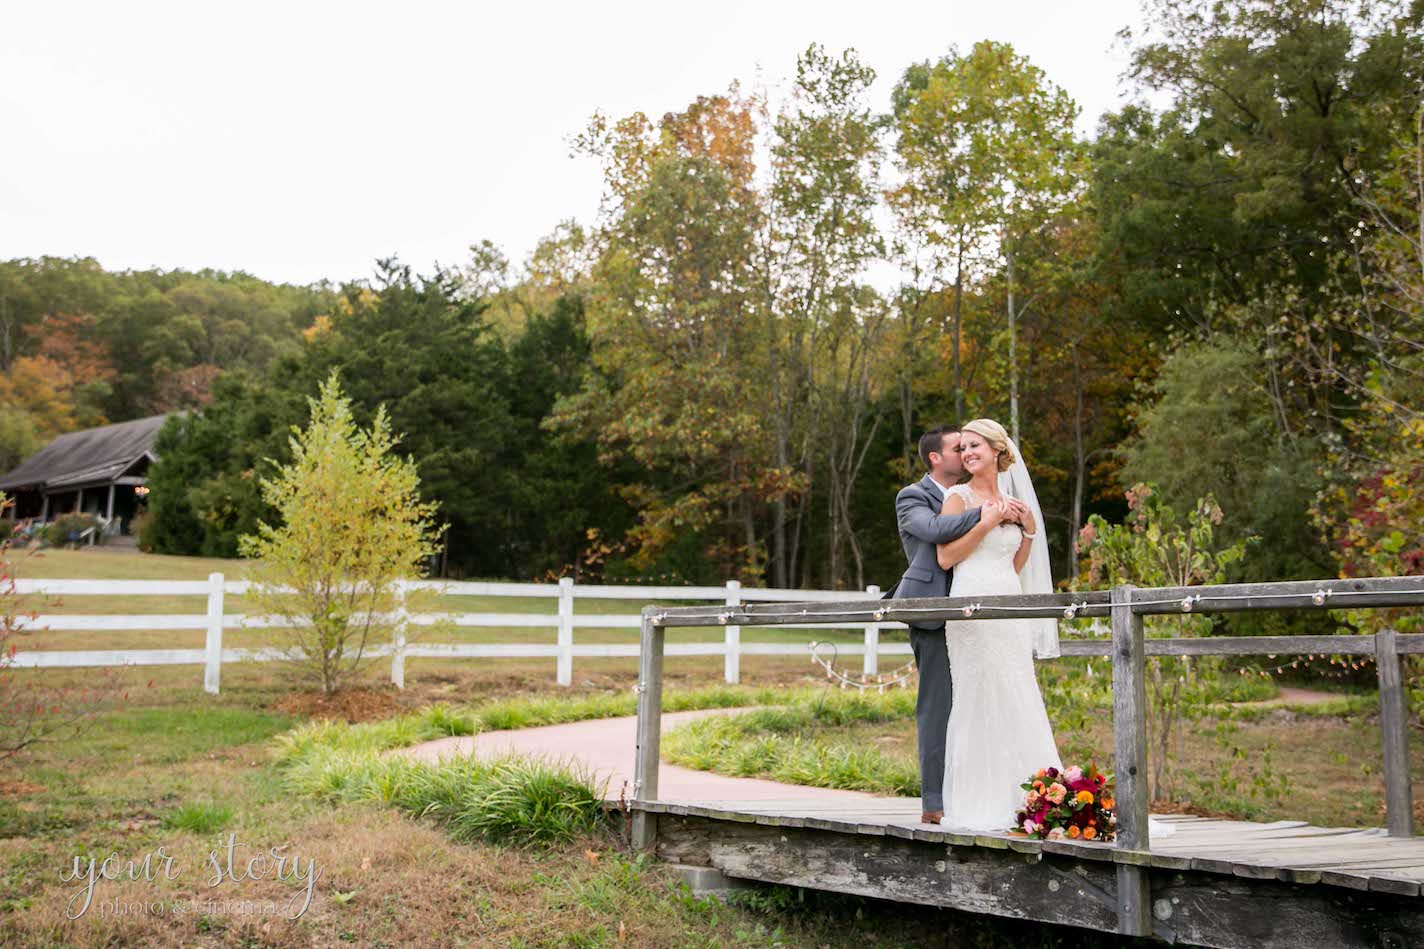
[934,418,1063,832]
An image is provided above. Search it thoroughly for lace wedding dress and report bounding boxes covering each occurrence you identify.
[941,483,1063,832]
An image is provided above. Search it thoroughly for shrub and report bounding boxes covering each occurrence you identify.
[42,512,101,547]
[131,510,156,551]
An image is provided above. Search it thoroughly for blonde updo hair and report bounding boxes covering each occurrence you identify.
[960,418,1016,472]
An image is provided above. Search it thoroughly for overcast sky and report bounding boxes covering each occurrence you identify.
[1,1,1148,288]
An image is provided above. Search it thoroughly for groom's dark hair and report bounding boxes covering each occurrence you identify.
[918,425,959,469]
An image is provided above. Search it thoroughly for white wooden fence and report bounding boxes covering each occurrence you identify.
[9,574,913,694]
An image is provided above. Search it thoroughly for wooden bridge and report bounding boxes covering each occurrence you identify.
[627,578,1424,949]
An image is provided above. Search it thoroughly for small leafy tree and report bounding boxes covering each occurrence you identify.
[1318,415,1424,716]
[1076,484,1252,800]
[0,493,123,759]
[239,373,442,695]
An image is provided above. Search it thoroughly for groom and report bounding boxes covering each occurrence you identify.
[894,425,1004,824]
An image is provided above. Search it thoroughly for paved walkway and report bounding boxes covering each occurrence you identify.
[398,708,892,805]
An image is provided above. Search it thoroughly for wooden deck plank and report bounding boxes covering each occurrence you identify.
[636,798,1424,898]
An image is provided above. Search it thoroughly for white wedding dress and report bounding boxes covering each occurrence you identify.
[941,483,1063,832]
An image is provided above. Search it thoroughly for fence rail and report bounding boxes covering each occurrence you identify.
[8,574,910,690]
[630,574,1424,938]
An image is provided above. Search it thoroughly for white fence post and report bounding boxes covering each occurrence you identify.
[391,580,409,689]
[863,584,880,676]
[557,576,574,686]
[203,572,224,695]
[724,579,742,684]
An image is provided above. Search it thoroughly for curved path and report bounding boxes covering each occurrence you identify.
[398,707,891,806]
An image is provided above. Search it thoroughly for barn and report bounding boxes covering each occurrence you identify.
[0,414,170,537]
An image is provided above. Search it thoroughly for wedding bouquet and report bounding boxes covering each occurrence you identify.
[1010,765,1115,842]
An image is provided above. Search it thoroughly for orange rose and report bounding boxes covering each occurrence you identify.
[1067,825,1081,839]
[1084,827,1097,840]
[1075,790,1094,805]
[1101,797,1115,810]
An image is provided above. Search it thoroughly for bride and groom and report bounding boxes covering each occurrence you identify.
[895,419,1063,831]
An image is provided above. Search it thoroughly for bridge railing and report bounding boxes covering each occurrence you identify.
[631,577,1424,936]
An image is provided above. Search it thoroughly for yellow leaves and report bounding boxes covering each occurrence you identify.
[238,372,442,691]
[303,314,334,341]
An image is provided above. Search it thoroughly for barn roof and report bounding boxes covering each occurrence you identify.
[0,415,170,492]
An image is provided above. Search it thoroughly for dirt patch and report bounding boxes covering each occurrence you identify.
[1149,798,1245,821]
[1237,686,1343,707]
[274,688,402,722]
[0,780,46,797]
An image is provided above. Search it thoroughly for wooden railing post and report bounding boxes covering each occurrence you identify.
[863,584,881,676]
[390,580,409,689]
[1110,584,1151,937]
[723,580,741,685]
[632,607,665,850]
[203,572,224,695]
[1376,627,1414,838]
[557,576,574,687]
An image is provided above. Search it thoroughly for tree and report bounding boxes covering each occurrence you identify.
[0,356,82,438]
[1120,341,1333,591]
[143,370,302,557]
[503,293,635,578]
[759,44,887,587]
[299,260,516,578]
[559,89,780,579]
[239,373,441,695]
[890,41,1080,435]
[1094,0,1424,434]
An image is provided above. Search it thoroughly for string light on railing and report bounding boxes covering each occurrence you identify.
[662,586,1423,628]
[808,641,917,692]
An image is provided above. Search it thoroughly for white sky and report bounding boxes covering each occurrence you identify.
[1,1,1147,288]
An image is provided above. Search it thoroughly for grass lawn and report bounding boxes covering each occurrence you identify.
[5,549,1415,946]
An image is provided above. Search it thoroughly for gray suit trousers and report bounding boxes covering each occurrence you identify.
[910,623,951,812]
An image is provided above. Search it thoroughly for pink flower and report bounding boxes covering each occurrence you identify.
[1025,790,1041,809]
[1023,819,1038,835]
[1045,783,1067,805]
[1077,524,1097,548]
[1046,827,1065,840]
[1064,766,1084,784]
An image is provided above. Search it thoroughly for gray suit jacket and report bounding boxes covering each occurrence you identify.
[895,475,982,630]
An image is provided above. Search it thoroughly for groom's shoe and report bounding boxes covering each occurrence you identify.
[920,810,943,825]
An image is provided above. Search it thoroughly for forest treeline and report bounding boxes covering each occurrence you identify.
[2,0,1421,609]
